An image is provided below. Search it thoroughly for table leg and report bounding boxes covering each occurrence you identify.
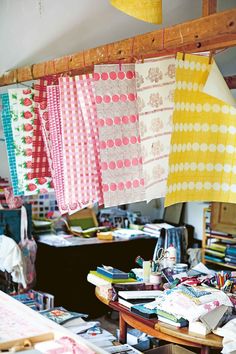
[119,313,127,344]
[200,346,209,354]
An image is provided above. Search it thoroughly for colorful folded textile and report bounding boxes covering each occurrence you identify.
[59,75,103,213]
[94,64,145,207]
[8,88,54,195]
[165,53,236,206]
[32,77,58,178]
[0,93,22,196]
[47,85,68,214]
[135,56,175,201]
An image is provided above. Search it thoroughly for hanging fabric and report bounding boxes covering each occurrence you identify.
[75,74,103,206]
[47,85,68,214]
[59,75,103,213]
[94,64,145,207]
[18,206,37,289]
[165,53,236,206]
[154,226,187,263]
[135,56,175,201]
[8,88,35,194]
[32,77,57,178]
[8,88,53,195]
[0,93,22,196]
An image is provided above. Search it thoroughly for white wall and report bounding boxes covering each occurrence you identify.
[127,198,164,221]
[184,202,210,241]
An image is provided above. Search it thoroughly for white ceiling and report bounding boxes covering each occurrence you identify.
[0,0,236,77]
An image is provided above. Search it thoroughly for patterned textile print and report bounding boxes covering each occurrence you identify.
[75,74,103,206]
[32,76,58,178]
[8,89,53,196]
[94,64,145,207]
[165,53,236,206]
[8,88,35,194]
[135,56,175,200]
[0,94,22,196]
[47,85,68,214]
[59,76,102,213]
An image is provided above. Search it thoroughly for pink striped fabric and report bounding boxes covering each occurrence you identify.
[76,74,103,205]
[59,75,103,213]
[47,85,68,214]
[93,64,145,207]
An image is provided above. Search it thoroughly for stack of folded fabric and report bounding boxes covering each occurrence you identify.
[154,285,232,324]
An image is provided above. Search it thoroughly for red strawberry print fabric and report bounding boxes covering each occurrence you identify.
[32,76,58,178]
[8,88,54,195]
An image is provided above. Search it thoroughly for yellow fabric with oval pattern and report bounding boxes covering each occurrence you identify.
[165,53,236,207]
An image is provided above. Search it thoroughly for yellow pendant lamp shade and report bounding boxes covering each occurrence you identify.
[110,0,162,24]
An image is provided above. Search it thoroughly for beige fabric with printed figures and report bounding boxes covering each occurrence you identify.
[135,56,175,201]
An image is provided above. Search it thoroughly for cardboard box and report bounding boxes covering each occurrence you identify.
[145,344,197,354]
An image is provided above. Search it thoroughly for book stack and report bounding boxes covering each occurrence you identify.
[130,303,157,319]
[225,245,236,266]
[205,242,227,263]
[88,267,136,285]
[118,290,162,319]
[39,306,88,328]
[118,295,155,310]
[156,309,188,328]
[0,177,9,206]
[12,290,54,311]
[142,223,173,237]
[96,266,130,280]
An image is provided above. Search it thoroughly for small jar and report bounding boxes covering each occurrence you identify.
[150,272,162,285]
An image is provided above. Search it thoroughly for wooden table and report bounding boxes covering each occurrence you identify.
[36,237,157,316]
[95,288,223,354]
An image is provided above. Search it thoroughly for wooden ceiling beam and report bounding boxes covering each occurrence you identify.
[202,0,217,16]
[0,7,236,87]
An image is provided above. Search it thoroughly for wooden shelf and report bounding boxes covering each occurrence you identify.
[204,259,236,270]
[202,206,236,270]
[205,233,236,242]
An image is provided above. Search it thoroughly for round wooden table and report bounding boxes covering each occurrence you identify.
[95,288,223,354]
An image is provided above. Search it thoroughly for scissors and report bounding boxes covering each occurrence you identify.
[152,247,166,271]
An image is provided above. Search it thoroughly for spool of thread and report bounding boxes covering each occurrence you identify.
[150,272,162,285]
[173,263,188,274]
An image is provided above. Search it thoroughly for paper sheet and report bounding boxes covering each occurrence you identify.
[203,61,236,107]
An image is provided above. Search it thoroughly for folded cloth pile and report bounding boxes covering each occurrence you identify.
[155,285,232,323]
[214,317,236,354]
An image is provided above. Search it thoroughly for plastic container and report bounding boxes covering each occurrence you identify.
[173,263,188,274]
[166,244,176,267]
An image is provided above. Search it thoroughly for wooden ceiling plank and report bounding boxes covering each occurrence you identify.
[0,8,236,86]
[202,0,217,16]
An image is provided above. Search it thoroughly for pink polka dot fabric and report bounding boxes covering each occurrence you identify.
[94,64,145,207]
[59,74,103,214]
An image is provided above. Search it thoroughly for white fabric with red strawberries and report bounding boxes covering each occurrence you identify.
[8,88,54,195]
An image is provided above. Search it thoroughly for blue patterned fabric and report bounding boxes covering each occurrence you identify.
[1,93,22,195]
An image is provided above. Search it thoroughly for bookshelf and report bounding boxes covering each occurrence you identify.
[202,206,236,270]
